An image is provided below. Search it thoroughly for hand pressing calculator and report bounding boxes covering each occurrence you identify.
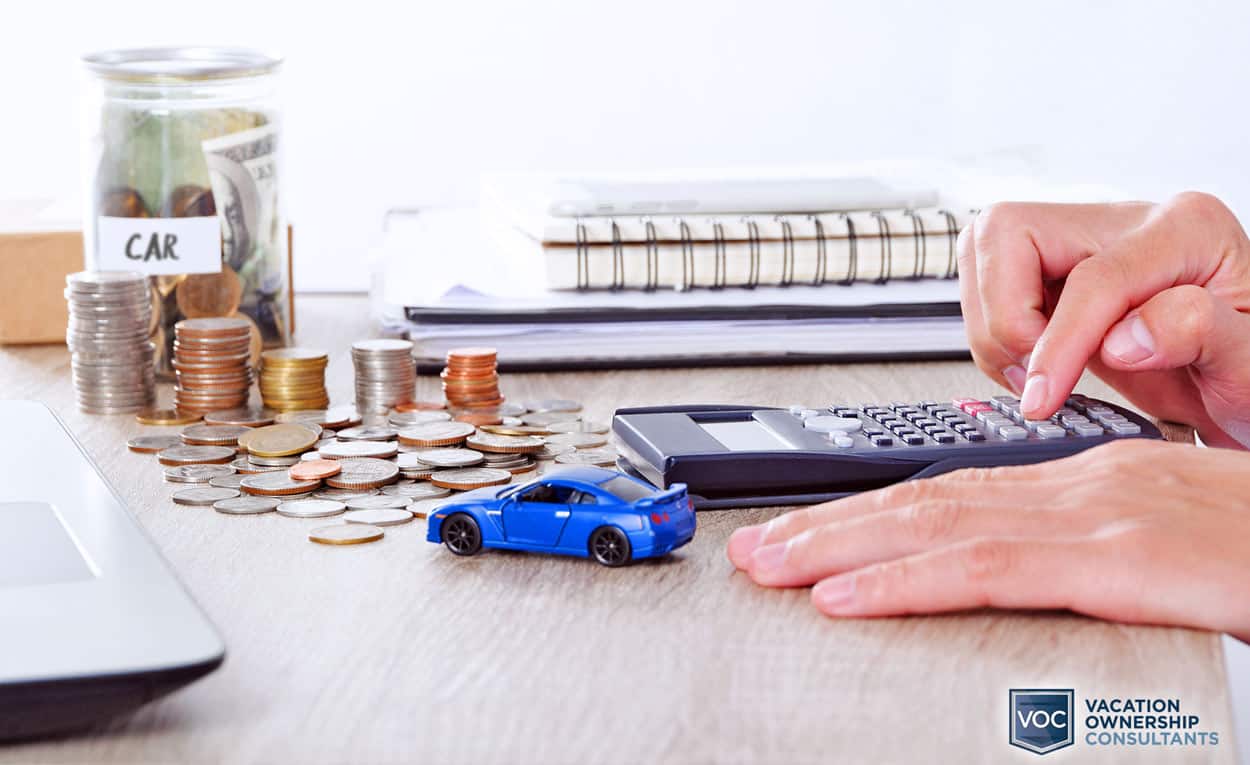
[612,394,1162,509]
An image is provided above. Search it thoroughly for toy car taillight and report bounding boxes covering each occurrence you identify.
[650,512,663,524]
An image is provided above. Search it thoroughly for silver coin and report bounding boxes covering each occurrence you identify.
[344,494,411,510]
[248,453,302,467]
[128,435,185,453]
[534,443,574,460]
[547,420,609,435]
[388,410,451,427]
[317,405,361,428]
[324,458,400,489]
[209,474,247,489]
[336,425,399,442]
[497,402,526,417]
[521,412,581,427]
[157,445,236,465]
[554,448,619,467]
[429,467,513,489]
[213,496,282,515]
[300,451,324,461]
[276,499,347,518]
[172,487,240,506]
[524,399,582,414]
[352,338,414,353]
[397,422,475,444]
[180,424,252,445]
[240,472,322,495]
[481,454,529,468]
[319,440,398,460]
[543,432,609,449]
[410,448,485,468]
[381,481,450,499]
[312,487,380,502]
[163,464,237,483]
[466,432,546,453]
[343,507,414,526]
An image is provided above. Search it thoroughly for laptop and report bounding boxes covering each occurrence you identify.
[0,400,224,739]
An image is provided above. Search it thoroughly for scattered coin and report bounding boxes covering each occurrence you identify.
[344,494,411,510]
[543,432,609,449]
[524,399,582,414]
[157,445,236,466]
[408,448,484,468]
[127,435,183,454]
[318,440,398,460]
[289,459,342,481]
[213,496,281,515]
[136,408,201,426]
[324,457,400,489]
[313,487,380,502]
[429,467,512,490]
[172,487,240,506]
[547,420,610,434]
[233,455,283,474]
[397,421,475,447]
[406,499,445,519]
[180,423,252,446]
[554,448,619,467]
[247,453,302,467]
[203,407,276,427]
[387,410,452,428]
[521,411,580,427]
[277,499,347,518]
[240,471,323,496]
[309,523,384,545]
[300,451,323,461]
[466,432,546,454]
[497,402,526,417]
[164,464,237,483]
[336,425,399,442]
[381,481,451,499]
[209,474,247,489]
[241,423,319,457]
[344,507,414,526]
[320,406,363,429]
[533,443,574,460]
[479,424,555,436]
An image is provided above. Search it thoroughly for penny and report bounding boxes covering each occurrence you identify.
[324,457,400,490]
[209,474,247,489]
[176,266,243,318]
[242,423,319,457]
[277,499,347,519]
[240,471,323,496]
[289,459,342,481]
[429,467,512,490]
[524,399,582,414]
[393,401,446,412]
[336,425,398,442]
[344,494,411,510]
[465,432,546,454]
[127,435,183,454]
[397,421,475,447]
[157,445,236,466]
[172,487,240,506]
[554,448,619,467]
[309,523,384,545]
[213,496,281,515]
[381,481,452,499]
[203,407,277,427]
[409,448,485,468]
[180,423,252,446]
[163,464,237,483]
[543,432,609,449]
[319,441,398,460]
[136,408,201,426]
[343,507,414,526]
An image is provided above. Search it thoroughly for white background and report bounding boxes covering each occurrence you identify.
[3,0,1250,291]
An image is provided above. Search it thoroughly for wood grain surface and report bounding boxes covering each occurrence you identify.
[0,295,1235,764]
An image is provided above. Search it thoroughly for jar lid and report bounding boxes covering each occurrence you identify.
[82,47,282,83]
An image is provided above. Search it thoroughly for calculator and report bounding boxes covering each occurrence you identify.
[612,393,1162,509]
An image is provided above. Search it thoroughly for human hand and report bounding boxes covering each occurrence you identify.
[960,193,1250,448]
[726,440,1250,641]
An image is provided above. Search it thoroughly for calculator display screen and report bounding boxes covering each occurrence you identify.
[699,421,796,452]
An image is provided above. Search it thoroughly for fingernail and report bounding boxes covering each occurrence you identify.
[1002,365,1027,394]
[750,543,787,573]
[813,575,857,611]
[1103,314,1156,364]
[727,525,765,566]
[1020,373,1048,415]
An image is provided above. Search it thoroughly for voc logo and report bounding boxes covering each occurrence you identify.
[1010,689,1075,755]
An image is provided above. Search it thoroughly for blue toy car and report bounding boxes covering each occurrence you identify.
[426,466,696,567]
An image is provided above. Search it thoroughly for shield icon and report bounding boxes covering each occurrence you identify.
[1009,689,1075,755]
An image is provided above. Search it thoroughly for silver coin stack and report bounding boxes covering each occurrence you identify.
[352,339,416,416]
[65,271,156,414]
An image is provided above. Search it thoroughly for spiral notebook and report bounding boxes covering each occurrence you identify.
[492,207,972,292]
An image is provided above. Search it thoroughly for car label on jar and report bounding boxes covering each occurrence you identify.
[95,215,222,275]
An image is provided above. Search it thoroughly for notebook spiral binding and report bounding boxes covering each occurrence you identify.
[574,209,965,291]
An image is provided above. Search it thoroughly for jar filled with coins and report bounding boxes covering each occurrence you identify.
[81,47,290,379]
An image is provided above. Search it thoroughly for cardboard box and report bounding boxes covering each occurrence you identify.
[0,200,83,345]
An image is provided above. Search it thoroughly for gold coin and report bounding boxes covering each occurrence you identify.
[241,423,319,457]
[309,523,384,546]
[136,408,202,426]
[176,266,244,319]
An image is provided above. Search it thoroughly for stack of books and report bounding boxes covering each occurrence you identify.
[372,174,977,371]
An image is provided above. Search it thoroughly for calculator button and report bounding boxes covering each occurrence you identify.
[1065,397,1088,413]
[918,401,939,412]
[870,435,894,447]
[1109,421,1142,435]
[1072,422,1105,437]
[991,395,1017,411]
[933,432,956,444]
[964,431,986,442]
[963,403,994,416]
[1060,414,1090,428]
[901,433,926,446]
[861,428,883,437]
[998,425,1029,440]
[1035,424,1067,439]
[832,435,855,448]
[952,422,975,433]
[804,416,863,434]
[1023,419,1050,432]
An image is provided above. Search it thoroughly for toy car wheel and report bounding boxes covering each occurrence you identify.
[442,513,482,556]
[588,526,631,567]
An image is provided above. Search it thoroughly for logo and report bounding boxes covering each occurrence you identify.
[1010,689,1075,755]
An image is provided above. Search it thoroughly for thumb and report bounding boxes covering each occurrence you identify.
[1099,285,1250,377]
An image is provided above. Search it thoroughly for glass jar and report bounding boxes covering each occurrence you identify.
[81,47,289,378]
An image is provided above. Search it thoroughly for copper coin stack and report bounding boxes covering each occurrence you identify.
[259,348,330,411]
[65,271,156,414]
[352,339,415,416]
[442,347,504,423]
[172,317,255,415]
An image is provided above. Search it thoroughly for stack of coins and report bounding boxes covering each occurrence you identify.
[442,347,503,420]
[259,348,329,411]
[352,339,415,415]
[65,271,156,414]
[172,317,254,415]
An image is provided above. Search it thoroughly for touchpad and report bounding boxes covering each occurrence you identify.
[0,502,95,588]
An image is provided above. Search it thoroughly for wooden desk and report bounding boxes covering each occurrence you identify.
[0,295,1235,764]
